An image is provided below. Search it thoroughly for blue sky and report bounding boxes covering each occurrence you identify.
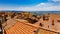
[0,0,33,5]
[0,0,60,11]
[0,0,48,6]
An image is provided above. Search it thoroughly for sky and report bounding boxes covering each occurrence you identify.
[0,0,60,11]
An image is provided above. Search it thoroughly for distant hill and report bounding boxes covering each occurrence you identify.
[30,11,60,15]
[0,11,60,15]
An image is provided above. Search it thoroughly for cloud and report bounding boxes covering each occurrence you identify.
[52,0,60,2]
[48,0,60,2]
[0,2,60,11]
[18,3,60,11]
[48,0,60,6]
[18,6,60,11]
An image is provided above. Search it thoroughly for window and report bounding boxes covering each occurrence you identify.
[48,25,49,28]
[43,16,49,21]
[39,23,43,27]
[52,20,54,26]
[57,20,60,22]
